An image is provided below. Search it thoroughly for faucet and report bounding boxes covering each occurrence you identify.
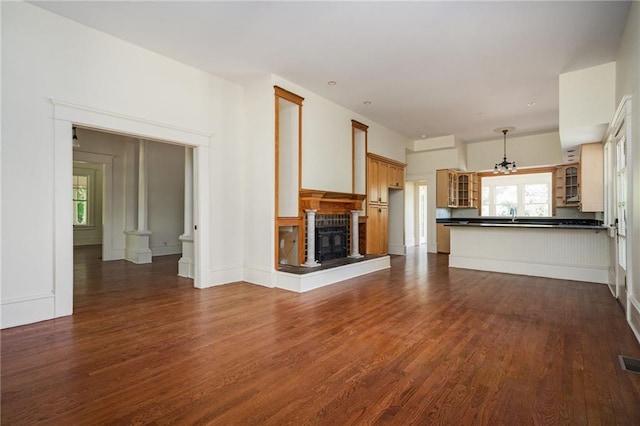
[510,207,517,222]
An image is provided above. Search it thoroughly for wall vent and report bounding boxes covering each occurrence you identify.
[618,355,640,374]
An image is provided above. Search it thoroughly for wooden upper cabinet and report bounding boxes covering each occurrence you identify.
[456,172,477,208]
[367,154,404,205]
[555,163,580,207]
[436,169,478,208]
[436,169,449,208]
[388,164,404,189]
[367,157,380,204]
[379,161,389,203]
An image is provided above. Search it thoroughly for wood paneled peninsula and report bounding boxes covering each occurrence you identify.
[440,218,608,284]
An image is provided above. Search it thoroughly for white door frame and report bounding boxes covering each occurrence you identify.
[52,100,212,318]
[604,96,635,333]
[417,183,427,245]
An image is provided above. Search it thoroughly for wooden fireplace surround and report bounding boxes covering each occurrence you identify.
[277,190,366,267]
[299,189,366,215]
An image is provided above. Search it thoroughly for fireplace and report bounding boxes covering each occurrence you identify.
[315,226,348,262]
[297,190,365,267]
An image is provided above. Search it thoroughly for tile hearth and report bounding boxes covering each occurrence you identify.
[278,254,386,275]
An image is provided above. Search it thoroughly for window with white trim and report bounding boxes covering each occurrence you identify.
[73,174,90,225]
[481,173,552,217]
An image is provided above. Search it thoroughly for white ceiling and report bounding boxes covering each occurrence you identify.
[31,1,631,143]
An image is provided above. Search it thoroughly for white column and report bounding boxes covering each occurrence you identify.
[302,209,321,267]
[349,210,364,258]
[179,147,195,278]
[124,139,152,264]
[137,139,149,233]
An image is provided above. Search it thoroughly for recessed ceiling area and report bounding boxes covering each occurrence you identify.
[30,1,631,142]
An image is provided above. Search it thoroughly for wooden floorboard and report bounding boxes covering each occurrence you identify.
[2,245,640,424]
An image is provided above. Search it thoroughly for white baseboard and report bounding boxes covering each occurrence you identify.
[242,266,276,288]
[207,265,243,287]
[73,238,103,246]
[1,294,56,329]
[628,297,640,344]
[388,244,406,255]
[151,244,182,257]
[449,256,608,284]
[405,238,416,247]
[107,248,125,261]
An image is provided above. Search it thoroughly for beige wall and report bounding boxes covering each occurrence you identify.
[466,131,563,172]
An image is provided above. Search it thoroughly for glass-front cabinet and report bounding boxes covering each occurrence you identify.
[437,169,478,208]
[555,164,580,207]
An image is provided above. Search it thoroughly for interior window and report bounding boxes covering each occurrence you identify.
[481,172,552,217]
[73,175,89,225]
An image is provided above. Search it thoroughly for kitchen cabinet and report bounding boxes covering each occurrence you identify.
[366,154,405,254]
[388,164,404,189]
[436,169,478,208]
[554,144,603,212]
[366,205,388,254]
[436,223,450,253]
[367,157,389,204]
[579,142,603,212]
[555,164,580,207]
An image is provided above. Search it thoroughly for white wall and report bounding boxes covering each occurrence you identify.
[147,141,185,256]
[560,62,617,148]
[466,131,563,172]
[404,182,416,247]
[367,123,407,165]
[406,148,460,181]
[1,2,244,328]
[388,189,405,255]
[242,75,275,286]
[615,1,640,338]
[271,76,408,192]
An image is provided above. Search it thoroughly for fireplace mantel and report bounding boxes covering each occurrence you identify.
[299,189,366,214]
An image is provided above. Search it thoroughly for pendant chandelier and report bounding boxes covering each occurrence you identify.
[72,126,80,148]
[493,127,517,174]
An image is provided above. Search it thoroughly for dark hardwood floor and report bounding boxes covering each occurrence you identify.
[2,245,640,424]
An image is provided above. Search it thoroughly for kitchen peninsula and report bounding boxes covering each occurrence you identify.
[442,218,609,284]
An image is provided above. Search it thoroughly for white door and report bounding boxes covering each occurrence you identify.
[615,129,628,309]
[604,139,618,298]
[605,117,628,307]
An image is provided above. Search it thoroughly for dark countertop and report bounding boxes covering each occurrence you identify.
[437,217,606,230]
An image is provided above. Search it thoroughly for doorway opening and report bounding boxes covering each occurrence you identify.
[418,184,428,245]
[53,100,212,319]
[72,127,191,282]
